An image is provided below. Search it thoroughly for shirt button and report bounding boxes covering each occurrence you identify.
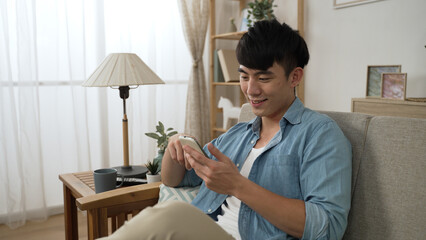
[236,163,240,167]
[251,140,255,144]
[208,209,212,213]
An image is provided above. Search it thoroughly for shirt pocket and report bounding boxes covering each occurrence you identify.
[257,153,302,199]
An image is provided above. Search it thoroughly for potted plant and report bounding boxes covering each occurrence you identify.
[145,121,178,170]
[145,159,161,183]
[246,0,277,28]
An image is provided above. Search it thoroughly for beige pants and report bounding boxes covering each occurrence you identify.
[100,201,234,240]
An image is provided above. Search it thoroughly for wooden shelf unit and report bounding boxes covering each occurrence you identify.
[209,0,246,139]
[208,0,305,139]
[351,98,426,119]
[212,82,241,86]
[213,31,247,40]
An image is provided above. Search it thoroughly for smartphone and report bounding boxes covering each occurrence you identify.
[178,135,208,157]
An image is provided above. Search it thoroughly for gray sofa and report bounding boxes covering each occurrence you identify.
[92,103,425,239]
[239,104,426,239]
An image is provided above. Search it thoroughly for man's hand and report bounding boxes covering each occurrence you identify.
[183,143,243,196]
[161,133,196,187]
[166,134,193,170]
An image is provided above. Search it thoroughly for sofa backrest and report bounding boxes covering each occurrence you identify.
[238,104,426,239]
[343,116,426,240]
[239,103,256,122]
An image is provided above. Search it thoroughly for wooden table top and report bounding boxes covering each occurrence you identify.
[74,171,96,191]
[59,171,95,198]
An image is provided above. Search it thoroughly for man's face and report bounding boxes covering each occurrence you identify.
[239,62,298,121]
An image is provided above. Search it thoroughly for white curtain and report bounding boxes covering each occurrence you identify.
[0,0,191,228]
[178,0,210,145]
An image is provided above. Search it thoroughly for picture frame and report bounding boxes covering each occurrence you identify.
[334,0,381,9]
[381,73,407,100]
[366,65,401,98]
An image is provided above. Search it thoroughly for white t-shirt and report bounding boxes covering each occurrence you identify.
[216,147,265,240]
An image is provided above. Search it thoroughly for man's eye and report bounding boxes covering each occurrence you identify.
[259,78,270,81]
[240,75,249,80]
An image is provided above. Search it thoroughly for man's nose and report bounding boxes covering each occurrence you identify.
[247,78,261,96]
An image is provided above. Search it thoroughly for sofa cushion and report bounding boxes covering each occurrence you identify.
[343,116,426,239]
[158,184,200,203]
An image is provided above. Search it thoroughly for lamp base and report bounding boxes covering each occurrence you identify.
[113,165,148,178]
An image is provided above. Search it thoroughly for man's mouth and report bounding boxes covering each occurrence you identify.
[250,99,267,105]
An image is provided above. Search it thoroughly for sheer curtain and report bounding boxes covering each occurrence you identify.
[178,0,210,145]
[0,0,191,228]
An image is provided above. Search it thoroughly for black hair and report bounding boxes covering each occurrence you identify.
[236,19,309,77]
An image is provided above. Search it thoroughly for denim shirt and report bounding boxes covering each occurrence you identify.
[179,98,352,240]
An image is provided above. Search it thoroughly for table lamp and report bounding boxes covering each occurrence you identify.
[83,53,165,178]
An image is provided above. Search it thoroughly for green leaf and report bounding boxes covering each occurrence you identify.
[145,133,160,139]
[152,158,160,166]
[247,0,276,24]
[146,159,160,175]
[158,135,166,143]
[158,121,165,134]
[167,131,178,137]
[146,121,177,152]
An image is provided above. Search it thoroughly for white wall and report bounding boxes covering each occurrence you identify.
[304,0,426,111]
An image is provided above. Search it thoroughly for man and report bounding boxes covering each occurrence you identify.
[105,20,352,240]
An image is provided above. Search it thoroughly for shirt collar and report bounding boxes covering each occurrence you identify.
[283,97,304,125]
[246,97,304,132]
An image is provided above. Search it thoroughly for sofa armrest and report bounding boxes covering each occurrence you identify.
[76,182,161,211]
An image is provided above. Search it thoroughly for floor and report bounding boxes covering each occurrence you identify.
[0,211,87,240]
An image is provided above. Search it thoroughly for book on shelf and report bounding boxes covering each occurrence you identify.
[217,49,240,82]
[214,49,225,82]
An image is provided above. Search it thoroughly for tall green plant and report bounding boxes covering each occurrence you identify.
[247,0,277,27]
[145,121,177,152]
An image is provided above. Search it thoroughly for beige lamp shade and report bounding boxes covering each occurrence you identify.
[83,53,164,87]
[81,53,163,178]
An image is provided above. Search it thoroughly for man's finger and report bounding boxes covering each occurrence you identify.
[182,145,209,166]
[184,154,192,170]
[174,140,185,165]
[186,153,208,178]
[168,143,177,160]
[207,143,229,163]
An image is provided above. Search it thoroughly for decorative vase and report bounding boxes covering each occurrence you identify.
[146,173,161,183]
[228,17,237,32]
[154,149,165,171]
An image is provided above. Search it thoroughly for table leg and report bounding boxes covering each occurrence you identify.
[63,184,78,240]
[87,208,108,240]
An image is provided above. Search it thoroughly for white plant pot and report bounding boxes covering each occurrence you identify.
[146,173,161,183]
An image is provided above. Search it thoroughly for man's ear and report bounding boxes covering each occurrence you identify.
[289,67,303,88]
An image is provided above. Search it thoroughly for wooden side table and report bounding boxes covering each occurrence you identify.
[59,171,161,240]
[59,172,96,240]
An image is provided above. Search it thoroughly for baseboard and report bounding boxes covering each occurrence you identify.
[0,205,64,226]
